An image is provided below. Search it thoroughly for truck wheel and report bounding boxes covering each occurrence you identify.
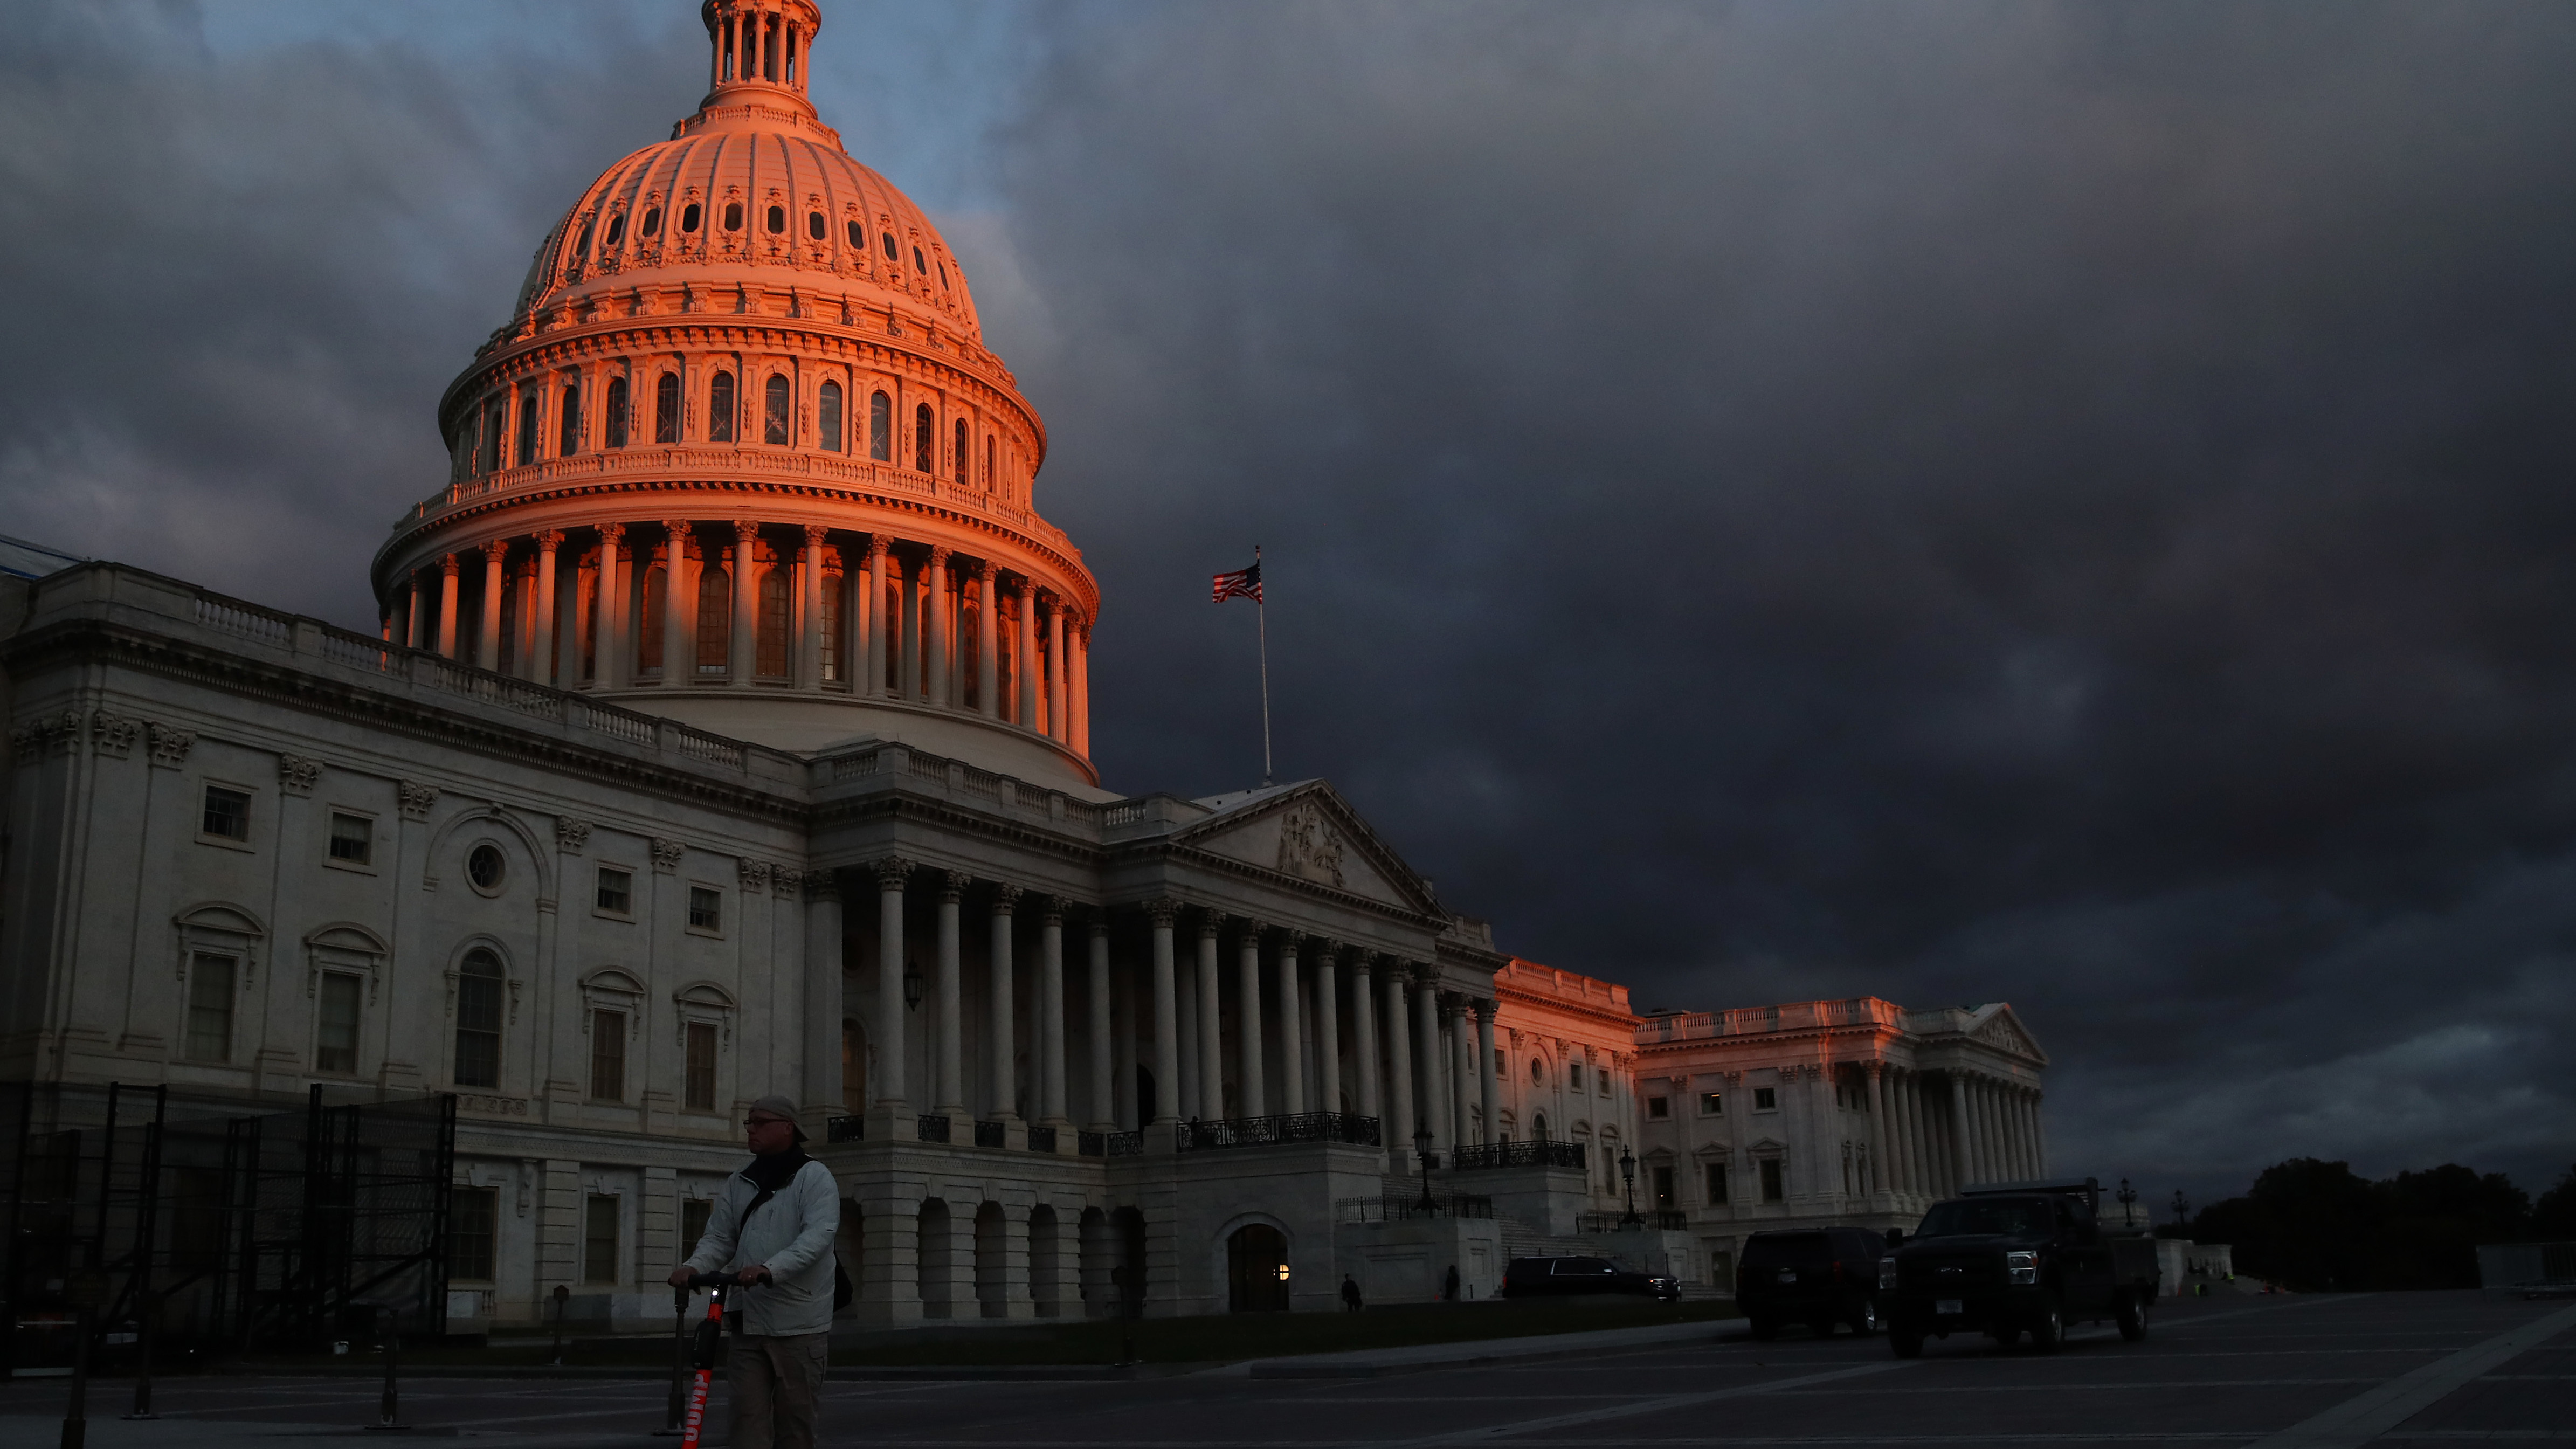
[1849,1297,1879,1336]
[2028,1295,2065,1354]
[1890,1326,1924,1359]
[2117,1293,2149,1342]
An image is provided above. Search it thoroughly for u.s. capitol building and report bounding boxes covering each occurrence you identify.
[0,0,2049,1327]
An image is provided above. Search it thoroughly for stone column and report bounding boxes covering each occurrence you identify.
[1038,899,1068,1128]
[1909,1072,1933,1197]
[1072,622,1091,757]
[1017,584,1040,728]
[926,546,952,707]
[438,553,462,657]
[1149,900,1179,1126]
[934,871,966,1119]
[1449,996,1477,1147]
[730,521,759,685]
[1413,968,1447,1156]
[1110,954,1135,1132]
[533,532,563,685]
[593,527,624,686]
[864,536,889,698]
[976,562,999,717]
[1313,944,1341,1114]
[1085,920,1113,1131]
[804,871,842,1116]
[1475,1000,1499,1150]
[406,571,429,650]
[646,522,680,681]
[1275,933,1305,1116]
[1947,1074,1973,1194]
[1174,942,1199,1116]
[2031,1091,2050,1177]
[1866,1063,1890,1202]
[1351,954,1380,1124]
[1235,922,1266,1117]
[1196,914,1225,1121]
[1382,963,1414,1147]
[898,550,918,700]
[478,539,507,670]
[1047,601,1068,743]
[987,883,1020,1122]
[800,524,828,688]
[872,857,910,1108]
[1973,1077,1997,1183]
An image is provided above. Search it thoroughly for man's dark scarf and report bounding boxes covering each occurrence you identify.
[739,1146,811,1219]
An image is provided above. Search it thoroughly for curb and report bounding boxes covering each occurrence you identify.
[1245,1317,1747,1378]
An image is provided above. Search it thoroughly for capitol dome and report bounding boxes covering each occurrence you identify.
[371,0,1100,791]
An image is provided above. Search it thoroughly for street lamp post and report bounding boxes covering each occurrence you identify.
[1620,1146,1642,1227]
[2170,1190,2192,1229]
[1413,1126,1437,1213]
[2116,1178,2138,1230]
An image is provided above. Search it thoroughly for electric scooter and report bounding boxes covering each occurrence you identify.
[678,1271,754,1449]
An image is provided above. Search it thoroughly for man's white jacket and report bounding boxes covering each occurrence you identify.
[682,1153,841,1337]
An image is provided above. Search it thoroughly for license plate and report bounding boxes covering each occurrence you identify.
[1936,1299,1964,1316]
[1777,1269,1797,1284]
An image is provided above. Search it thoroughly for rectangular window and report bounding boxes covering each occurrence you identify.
[184,954,236,1062]
[582,1193,620,1285]
[1759,1158,1785,1204]
[596,866,632,915]
[327,811,372,864]
[1652,1165,1674,1209]
[1569,1063,1584,1091]
[315,971,362,1074]
[1707,1163,1731,1205]
[685,1021,718,1111]
[450,1187,498,1281]
[590,1010,626,1101]
[201,785,251,840]
[1646,1095,1669,1119]
[681,1197,713,1254]
[1700,1091,1724,1116]
[688,886,722,932]
[1753,1086,1778,1111]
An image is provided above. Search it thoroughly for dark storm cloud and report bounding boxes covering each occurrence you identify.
[7,0,2574,1202]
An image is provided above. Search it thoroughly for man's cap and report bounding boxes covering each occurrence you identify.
[748,1094,808,1142]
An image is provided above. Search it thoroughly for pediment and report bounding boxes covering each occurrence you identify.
[1969,1004,2047,1065]
[1173,782,1440,914]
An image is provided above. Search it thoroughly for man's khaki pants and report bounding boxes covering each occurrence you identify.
[730,1331,829,1449]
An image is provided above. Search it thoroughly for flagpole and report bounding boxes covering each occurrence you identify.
[1255,544,1273,787]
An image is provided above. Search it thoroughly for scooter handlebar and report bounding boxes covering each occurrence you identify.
[684,1271,758,1290]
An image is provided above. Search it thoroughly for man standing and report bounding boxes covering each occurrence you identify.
[1341,1274,1363,1313]
[671,1095,840,1449]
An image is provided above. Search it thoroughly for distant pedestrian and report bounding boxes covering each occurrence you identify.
[1341,1275,1363,1313]
[1444,1265,1461,1302]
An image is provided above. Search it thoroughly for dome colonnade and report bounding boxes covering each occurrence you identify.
[368,0,1094,777]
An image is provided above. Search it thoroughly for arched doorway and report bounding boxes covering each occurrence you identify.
[1227,1224,1290,1313]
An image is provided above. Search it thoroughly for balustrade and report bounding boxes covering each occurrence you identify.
[1451,1139,1587,1171]
[1178,1112,1380,1151]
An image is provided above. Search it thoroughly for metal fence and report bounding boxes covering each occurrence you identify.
[1451,1140,1587,1171]
[1577,1210,1689,1233]
[1337,1191,1495,1223]
[1179,1112,1381,1151]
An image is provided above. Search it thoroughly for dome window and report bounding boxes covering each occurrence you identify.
[766,204,786,234]
[819,381,844,452]
[515,390,541,466]
[911,245,926,273]
[914,403,933,473]
[763,375,791,445]
[808,211,826,241]
[557,383,581,457]
[654,373,680,444]
[709,371,736,443]
[937,261,949,290]
[574,220,594,256]
[881,231,898,261]
[604,212,626,247]
[953,418,968,484]
[846,219,864,249]
[605,377,630,448]
[640,206,662,237]
[869,391,891,460]
[680,202,701,234]
[724,202,744,232]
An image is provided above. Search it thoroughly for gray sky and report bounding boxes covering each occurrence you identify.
[8,0,2575,1208]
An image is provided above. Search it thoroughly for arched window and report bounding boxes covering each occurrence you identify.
[575,220,594,257]
[1533,1112,1549,1141]
[818,381,844,452]
[605,377,630,448]
[723,201,744,232]
[937,260,949,290]
[869,390,891,460]
[640,205,662,237]
[654,373,679,444]
[757,566,790,677]
[515,391,540,465]
[912,244,926,273]
[765,204,786,234]
[680,201,701,234]
[604,212,625,247]
[807,210,826,240]
[557,383,581,456]
[638,564,666,675]
[954,418,969,483]
[479,398,505,474]
[762,374,790,445]
[708,371,735,443]
[454,949,504,1088]
[696,565,730,674]
[846,218,863,249]
[914,403,933,472]
[985,435,995,486]
[881,231,898,261]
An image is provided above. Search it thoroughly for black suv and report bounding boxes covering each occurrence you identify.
[1736,1227,1883,1337]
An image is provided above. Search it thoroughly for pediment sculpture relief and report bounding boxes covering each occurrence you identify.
[1276,804,1346,888]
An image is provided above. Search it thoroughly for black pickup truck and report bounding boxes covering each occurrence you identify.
[1879,1178,2160,1357]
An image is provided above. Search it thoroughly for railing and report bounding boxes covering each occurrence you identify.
[1077,1130,1106,1157]
[916,1114,951,1144]
[1578,1210,1689,1233]
[972,1119,1006,1149]
[1640,997,1903,1043]
[195,594,295,644]
[1103,1130,1143,1157]
[826,1115,864,1143]
[1027,1125,1056,1154]
[1451,1140,1587,1171]
[1103,802,1149,828]
[669,722,748,769]
[1337,1191,1494,1223]
[1179,1112,1381,1151]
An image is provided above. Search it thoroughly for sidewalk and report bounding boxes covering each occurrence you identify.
[1233,1315,1750,1378]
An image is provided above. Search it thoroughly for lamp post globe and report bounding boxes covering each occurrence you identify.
[1413,1126,1437,1212]
[1619,1144,1642,1226]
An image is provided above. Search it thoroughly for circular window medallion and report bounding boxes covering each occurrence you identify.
[467,843,507,894]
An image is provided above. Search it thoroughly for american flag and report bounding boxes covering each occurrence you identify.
[1212,560,1262,604]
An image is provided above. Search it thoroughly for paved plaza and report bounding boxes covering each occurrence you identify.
[2,1292,2568,1447]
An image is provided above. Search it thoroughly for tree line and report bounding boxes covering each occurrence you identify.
[2159,1158,2576,1292]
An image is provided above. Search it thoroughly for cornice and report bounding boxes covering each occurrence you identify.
[1110,836,1449,936]
[1493,978,1642,1032]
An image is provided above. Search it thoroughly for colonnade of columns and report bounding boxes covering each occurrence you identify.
[386,521,1091,755]
[1847,1064,2046,1205]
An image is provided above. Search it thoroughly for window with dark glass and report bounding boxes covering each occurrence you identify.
[818,380,843,452]
[937,260,948,289]
[184,954,235,1062]
[765,204,785,234]
[757,567,790,676]
[688,886,722,932]
[450,1188,498,1281]
[515,391,540,465]
[680,201,701,233]
[582,1194,620,1284]
[821,572,842,682]
[1707,1163,1730,1204]
[1569,1062,1584,1090]
[911,244,926,272]
[846,218,863,248]
[695,567,729,673]
[604,212,625,247]
[953,418,968,482]
[913,403,932,471]
[201,785,250,840]
[557,383,581,456]
[316,972,361,1073]
[480,399,505,473]
[985,435,994,486]
[806,210,825,240]
[685,1021,719,1111]
[881,231,897,260]
[467,843,506,893]
[723,201,743,232]
[1646,1095,1669,1119]
[453,949,504,1088]
[1753,1086,1778,1110]
[1653,1165,1675,1208]
[708,371,735,443]
[654,372,679,443]
[763,374,790,445]
[1700,1090,1724,1116]
[869,390,891,459]
[328,811,371,864]
[596,865,632,914]
[641,205,662,237]
[605,376,629,448]
[590,1009,625,1100]
[1759,1158,1784,1203]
